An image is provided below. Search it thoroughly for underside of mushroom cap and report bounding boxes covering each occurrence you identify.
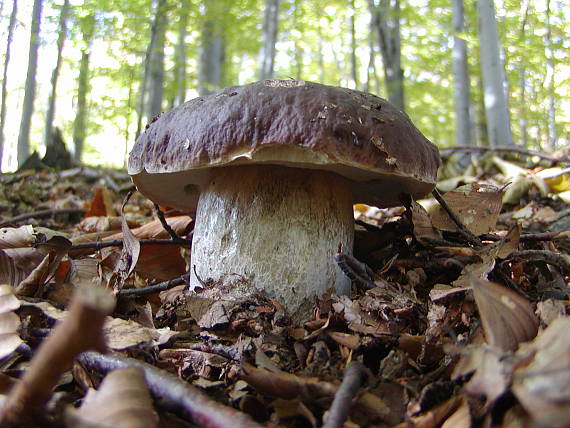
[129,79,441,210]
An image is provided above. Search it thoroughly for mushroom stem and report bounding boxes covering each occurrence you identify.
[190,165,354,313]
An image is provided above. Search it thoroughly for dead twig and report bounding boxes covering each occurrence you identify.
[480,231,570,243]
[117,274,189,297]
[0,286,115,426]
[431,189,482,248]
[323,361,366,428]
[505,250,570,275]
[70,236,191,251]
[440,145,569,163]
[153,203,184,241]
[0,208,86,227]
[77,351,263,428]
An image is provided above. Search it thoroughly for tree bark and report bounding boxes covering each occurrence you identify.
[198,0,225,96]
[171,0,189,107]
[258,0,280,80]
[17,0,43,166]
[517,0,530,148]
[44,0,70,149]
[73,15,95,161]
[0,0,18,172]
[369,0,404,110]
[147,0,168,120]
[477,0,513,147]
[452,0,473,146]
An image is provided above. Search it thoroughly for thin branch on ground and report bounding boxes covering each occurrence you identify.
[71,236,191,251]
[506,250,570,275]
[77,351,264,428]
[153,203,184,241]
[480,231,570,243]
[335,253,376,290]
[0,208,86,227]
[323,361,366,428]
[117,274,189,297]
[431,189,482,248]
[440,145,569,163]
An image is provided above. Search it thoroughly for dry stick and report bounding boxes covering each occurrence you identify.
[0,286,115,426]
[0,208,86,227]
[117,275,189,297]
[334,253,376,290]
[153,203,184,241]
[71,236,191,251]
[77,351,264,428]
[323,361,366,428]
[480,231,570,243]
[506,250,570,275]
[431,189,482,248]
[440,145,569,163]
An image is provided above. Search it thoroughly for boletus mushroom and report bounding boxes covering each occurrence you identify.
[128,80,440,315]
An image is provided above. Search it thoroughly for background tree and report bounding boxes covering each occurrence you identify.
[369,0,404,110]
[198,0,226,95]
[146,0,168,120]
[44,0,70,148]
[16,0,43,165]
[170,0,190,107]
[452,0,473,146]
[477,0,513,147]
[258,0,280,80]
[0,0,17,171]
[72,12,96,161]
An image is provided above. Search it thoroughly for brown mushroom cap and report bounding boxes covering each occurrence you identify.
[128,79,441,209]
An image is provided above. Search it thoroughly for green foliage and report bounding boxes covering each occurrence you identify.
[1,0,568,169]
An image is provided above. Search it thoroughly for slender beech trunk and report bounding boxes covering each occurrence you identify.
[477,0,513,146]
[292,0,303,80]
[147,0,168,120]
[0,0,18,171]
[171,0,189,107]
[317,17,325,83]
[135,19,156,139]
[258,0,280,80]
[44,0,70,148]
[349,0,358,89]
[369,0,404,110]
[545,0,556,150]
[452,0,472,146]
[198,0,226,95]
[518,0,530,148]
[73,16,95,161]
[17,0,43,166]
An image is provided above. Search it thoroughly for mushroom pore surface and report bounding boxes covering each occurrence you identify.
[190,165,353,313]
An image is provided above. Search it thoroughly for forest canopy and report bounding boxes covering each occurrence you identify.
[0,0,568,172]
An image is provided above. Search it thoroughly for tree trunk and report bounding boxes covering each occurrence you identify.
[517,0,530,148]
[198,0,225,96]
[258,0,280,80]
[477,0,513,147]
[452,0,472,146]
[73,16,95,161]
[349,0,358,89]
[17,0,43,166]
[0,0,18,172]
[135,16,156,140]
[292,0,303,80]
[369,0,404,110]
[171,0,189,107]
[545,0,556,150]
[44,0,70,149]
[147,0,168,120]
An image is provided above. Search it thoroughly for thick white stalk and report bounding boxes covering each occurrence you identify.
[190,165,354,314]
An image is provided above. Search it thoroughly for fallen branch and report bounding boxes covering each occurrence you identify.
[77,351,263,428]
[432,189,482,248]
[323,361,366,428]
[440,145,569,163]
[117,275,188,297]
[506,250,570,275]
[0,286,115,426]
[71,236,191,251]
[0,208,86,227]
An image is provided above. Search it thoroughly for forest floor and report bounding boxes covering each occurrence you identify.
[0,149,569,428]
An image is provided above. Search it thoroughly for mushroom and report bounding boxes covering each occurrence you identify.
[128,80,440,314]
